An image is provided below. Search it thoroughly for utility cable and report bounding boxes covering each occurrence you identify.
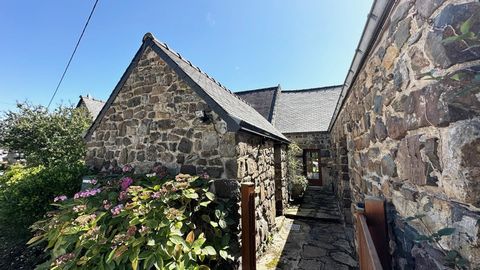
[47,0,99,108]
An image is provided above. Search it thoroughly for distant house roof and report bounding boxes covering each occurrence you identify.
[234,85,342,133]
[274,86,342,133]
[85,33,288,143]
[76,95,105,120]
[235,85,280,122]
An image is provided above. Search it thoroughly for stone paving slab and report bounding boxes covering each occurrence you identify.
[258,187,358,270]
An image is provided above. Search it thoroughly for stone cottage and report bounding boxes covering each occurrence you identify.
[236,85,341,187]
[84,33,289,253]
[329,0,480,268]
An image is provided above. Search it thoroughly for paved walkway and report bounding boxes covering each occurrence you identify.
[258,186,358,270]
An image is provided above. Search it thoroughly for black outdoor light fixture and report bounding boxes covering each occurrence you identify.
[195,110,212,123]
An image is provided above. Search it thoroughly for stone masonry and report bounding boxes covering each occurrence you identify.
[85,44,289,260]
[284,132,334,187]
[236,132,282,254]
[330,0,480,268]
[85,47,237,178]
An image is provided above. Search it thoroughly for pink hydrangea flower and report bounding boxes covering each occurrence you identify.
[120,177,133,191]
[111,204,124,216]
[103,200,112,210]
[122,164,133,173]
[74,188,101,199]
[53,195,67,202]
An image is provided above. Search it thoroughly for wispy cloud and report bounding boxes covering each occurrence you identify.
[206,12,216,26]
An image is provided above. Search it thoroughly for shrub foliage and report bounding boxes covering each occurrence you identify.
[0,102,91,166]
[29,171,236,270]
[0,163,86,239]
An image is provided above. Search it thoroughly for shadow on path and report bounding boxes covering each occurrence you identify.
[258,186,358,270]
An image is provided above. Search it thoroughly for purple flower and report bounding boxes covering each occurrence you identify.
[111,204,124,216]
[201,172,210,180]
[151,191,162,199]
[122,164,133,173]
[53,195,67,202]
[120,177,134,191]
[74,188,101,199]
[91,179,98,185]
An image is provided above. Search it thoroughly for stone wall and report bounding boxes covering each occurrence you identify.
[284,132,334,187]
[85,47,237,178]
[274,144,288,215]
[330,0,480,268]
[236,132,277,254]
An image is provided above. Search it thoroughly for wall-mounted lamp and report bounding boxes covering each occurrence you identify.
[195,110,212,123]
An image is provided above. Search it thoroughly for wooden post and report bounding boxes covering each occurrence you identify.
[241,182,256,270]
[364,197,390,270]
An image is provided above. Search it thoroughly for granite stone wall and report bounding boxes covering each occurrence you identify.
[330,0,480,268]
[236,132,278,254]
[274,144,288,215]
[284,132,334,187]
[85,47,237,178]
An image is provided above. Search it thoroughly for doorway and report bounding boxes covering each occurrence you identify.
[303,149,322,186]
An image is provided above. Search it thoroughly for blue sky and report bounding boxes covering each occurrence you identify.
[0,0,373,112]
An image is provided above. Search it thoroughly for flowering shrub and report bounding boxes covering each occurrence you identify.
[29,169,236,270]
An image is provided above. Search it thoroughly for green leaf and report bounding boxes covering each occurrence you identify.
[442,35,463,44]
[215,209,221,219]
[219,219,227,229]
[219,250,228,260]
[197,265,210,270]
[405,214,426,221]
[170,235,187,247]
[199,201,211,207]
[461,16,474,35]
[414,235,433,243]
[210,221,218,228]
[205,192,215,201]
[203,246,217,256]
[147,239,155,246]
[445,250,459,261]
[192,237,206,249]
[436,227,455,237]
[26,234,45,245]
[184,192,199,199]
[450,73,462,81]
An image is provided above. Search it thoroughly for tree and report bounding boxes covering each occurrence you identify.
[0,102,91,166]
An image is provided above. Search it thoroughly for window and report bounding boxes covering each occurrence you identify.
[304,150,320,180]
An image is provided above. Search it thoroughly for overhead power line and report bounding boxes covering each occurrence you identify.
[47,0,100,109]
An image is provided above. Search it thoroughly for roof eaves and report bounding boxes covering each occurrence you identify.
[328,0,395,131]
[282,84,344,93]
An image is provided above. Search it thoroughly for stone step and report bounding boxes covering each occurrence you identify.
[284,208,342,223]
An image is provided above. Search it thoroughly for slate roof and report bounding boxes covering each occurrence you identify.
[76,95,105,121]
[85,33,288,143]
[273,86,342,133]
[235,85,280,122]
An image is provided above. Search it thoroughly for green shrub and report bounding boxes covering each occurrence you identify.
[0,102,91,167]
[287,143,307,200]
[0,163,86,239]
[29,171,236,270]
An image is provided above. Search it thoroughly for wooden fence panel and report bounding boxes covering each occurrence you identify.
[241,182,256,270]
